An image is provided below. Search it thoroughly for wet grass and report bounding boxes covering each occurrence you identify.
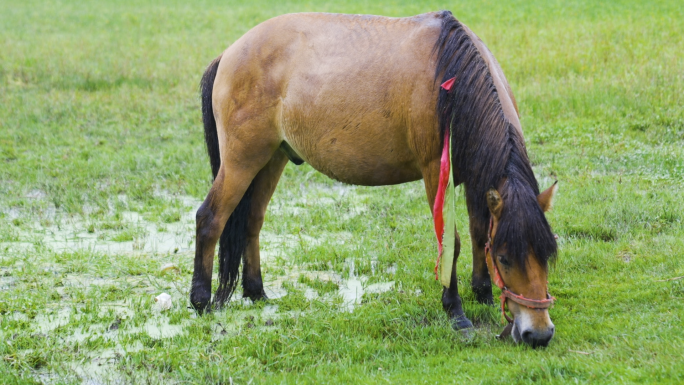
[1,0,684,383]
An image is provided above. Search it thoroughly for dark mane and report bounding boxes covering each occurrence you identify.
[432,11,557,267]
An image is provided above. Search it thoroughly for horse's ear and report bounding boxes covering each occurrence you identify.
[537,181,558,212]
[486,189,504,219]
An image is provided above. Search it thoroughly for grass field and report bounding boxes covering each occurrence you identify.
[1,0,683,383]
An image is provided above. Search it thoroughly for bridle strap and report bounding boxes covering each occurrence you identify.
[501,290,555,309]
[484,216,555,324]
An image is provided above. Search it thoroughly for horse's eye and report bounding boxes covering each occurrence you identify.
[497,255,510,266]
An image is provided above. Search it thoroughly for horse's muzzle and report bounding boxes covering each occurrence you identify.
[512,318,555,348]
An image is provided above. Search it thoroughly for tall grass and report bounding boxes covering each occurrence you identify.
[0,0,683,383]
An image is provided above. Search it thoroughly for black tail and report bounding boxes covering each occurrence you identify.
[201,57,222,179]
[200,56,256,307]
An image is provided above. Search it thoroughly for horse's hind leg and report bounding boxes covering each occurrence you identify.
[242,150,288,301]
[190,136,279,312]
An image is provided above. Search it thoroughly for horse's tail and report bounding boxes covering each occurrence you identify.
[201,56,222,179]
[200,55,255,307]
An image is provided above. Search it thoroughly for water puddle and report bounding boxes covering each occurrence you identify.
[3,191,202,257]
[0,275,16,290]
[3,183,367,258]
[33,307,73,334]
[30,209,197,256]
[4,185,401,384]
[256,258,395,312]
[67,342,144,384]
[98,301,136,320]
[270,181,369,220]
[5,187,397,316]
[138,317,186,339]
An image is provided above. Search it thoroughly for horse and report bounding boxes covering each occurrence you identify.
[190,10,559,348]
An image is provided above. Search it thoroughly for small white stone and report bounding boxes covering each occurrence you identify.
[155,293,172,310]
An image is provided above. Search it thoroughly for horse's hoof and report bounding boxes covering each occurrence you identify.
[243,290,268,302]
[474,292,494,306]
[190,290,211,315]
[190,300,210,315]
[451,314,474,330]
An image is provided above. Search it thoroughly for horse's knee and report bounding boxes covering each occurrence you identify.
[472,274,494,305]
[471,251,494,305]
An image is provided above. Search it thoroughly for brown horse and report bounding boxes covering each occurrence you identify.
[191,10,559,347]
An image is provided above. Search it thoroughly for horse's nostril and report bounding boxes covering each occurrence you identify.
[536,332,553,348]
[521,330,533,342]
[521,328,554,348]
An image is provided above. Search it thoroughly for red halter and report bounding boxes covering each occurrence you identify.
[484,217,555,323]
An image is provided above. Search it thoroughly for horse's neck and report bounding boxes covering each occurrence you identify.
[461,26,521,134]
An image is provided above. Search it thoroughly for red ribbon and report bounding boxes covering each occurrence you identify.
[433,131,450,280]
[434,76,456,279]
[441,77,456,91]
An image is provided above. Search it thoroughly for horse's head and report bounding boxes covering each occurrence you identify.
[485,181,558,348]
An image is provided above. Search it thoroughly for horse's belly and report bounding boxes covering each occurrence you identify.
[301,151,422,186]
[277,69,429,185]
[283,119,422,186]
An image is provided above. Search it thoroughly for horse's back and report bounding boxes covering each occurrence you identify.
[213,13,446,185]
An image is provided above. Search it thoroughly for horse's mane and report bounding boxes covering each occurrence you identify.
[433,11,557,267]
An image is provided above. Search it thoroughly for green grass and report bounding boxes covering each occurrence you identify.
[1,0,683,383]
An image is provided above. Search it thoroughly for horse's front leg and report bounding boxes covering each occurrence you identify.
[441,230,474,330]
[469,212,494,305]
[422,162,473,330]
